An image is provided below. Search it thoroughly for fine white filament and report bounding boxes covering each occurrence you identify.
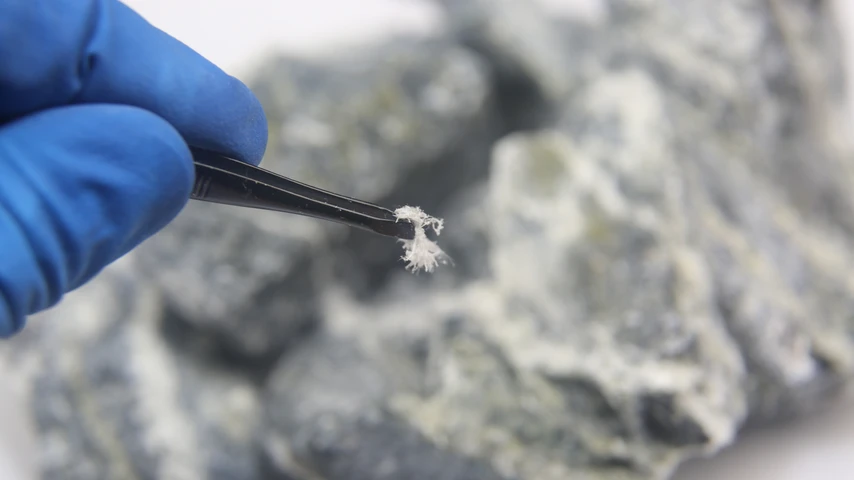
[393,206,449,273]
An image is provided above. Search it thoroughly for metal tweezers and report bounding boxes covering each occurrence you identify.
[188,147,416,240]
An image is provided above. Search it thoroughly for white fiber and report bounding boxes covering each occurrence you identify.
[394,205,450,273]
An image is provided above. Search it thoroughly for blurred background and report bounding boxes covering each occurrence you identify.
[2,0,854,479]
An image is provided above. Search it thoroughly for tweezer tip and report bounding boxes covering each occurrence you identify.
[381,217,416,240]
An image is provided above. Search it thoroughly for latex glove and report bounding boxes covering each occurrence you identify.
[0,0,268,336]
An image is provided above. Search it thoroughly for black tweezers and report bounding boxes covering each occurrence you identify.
[188,147,416,240]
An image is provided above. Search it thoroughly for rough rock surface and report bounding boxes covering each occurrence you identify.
[4,1,854,480]
[260,333,512,480]
[434,0,575,128]
[3,260,263,480]
[259,1,854,479]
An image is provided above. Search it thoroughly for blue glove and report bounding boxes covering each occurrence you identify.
[0,0,268,336]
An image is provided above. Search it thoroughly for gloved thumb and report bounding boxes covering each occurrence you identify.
[0,104,193,336]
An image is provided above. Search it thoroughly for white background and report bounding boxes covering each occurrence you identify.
[1,1,853,479]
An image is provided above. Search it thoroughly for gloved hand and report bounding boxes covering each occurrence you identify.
[0,0,268,336]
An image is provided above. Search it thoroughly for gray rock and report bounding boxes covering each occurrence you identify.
[251,36,494,203]
[8,261,263,480]
[429,183,493,281]
[434,0,575,128]
[135,34,496,357]
[135,203,323,363]
[262,268,726,480]
[479,130,746,478]
[258,1,854,479]
[261,333,514,480]
[555,0,854,424]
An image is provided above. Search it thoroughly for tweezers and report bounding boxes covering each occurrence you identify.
[188,147,416,240]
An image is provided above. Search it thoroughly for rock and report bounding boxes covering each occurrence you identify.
[135,203,323,363]
[135,34,497,357]
[428,183,493,282]
[434,0,575,129]
[7,261,263,480]
[435,0,578,131]
[554,0,854,424]
[262,267,733,480]
[258,1,854,478]
[481,130,746,478]
[260,332,514,480]
[251,36,494,204]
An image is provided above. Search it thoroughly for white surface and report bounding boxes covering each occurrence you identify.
[1,1,853,479]
[124,0,608,77]
[125,0,444,77]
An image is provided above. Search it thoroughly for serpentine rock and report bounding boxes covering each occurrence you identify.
[5,260,263,480]
[260,1,854,479]
[434,0,574,127]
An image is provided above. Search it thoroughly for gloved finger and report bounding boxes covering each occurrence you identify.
[0,0,267,165]
[0,104,193,336]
